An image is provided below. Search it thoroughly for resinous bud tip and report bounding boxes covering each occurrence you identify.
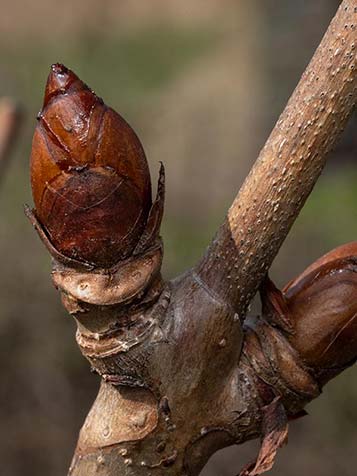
[44,63,83,106]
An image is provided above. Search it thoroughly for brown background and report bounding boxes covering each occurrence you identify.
[0,1,356,475]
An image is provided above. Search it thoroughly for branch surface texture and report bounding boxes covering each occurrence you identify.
[27,1,357,476]
[196,0,357,316]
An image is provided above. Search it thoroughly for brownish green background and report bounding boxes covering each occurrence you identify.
[0,1,356,475]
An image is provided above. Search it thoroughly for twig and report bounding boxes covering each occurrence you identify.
[195,0,357,318]
[27,2,357,476]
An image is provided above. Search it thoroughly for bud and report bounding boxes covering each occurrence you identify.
[284,242,357,383]
[30,64,164,268]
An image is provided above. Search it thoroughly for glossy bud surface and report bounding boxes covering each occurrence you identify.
[30,64,152,267]
[284,242,357,374]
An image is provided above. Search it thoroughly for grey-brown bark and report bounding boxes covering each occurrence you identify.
[27,1,357,475]
[196,0,357,316]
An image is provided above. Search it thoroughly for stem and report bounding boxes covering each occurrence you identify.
[27,2,357,476]
[196,0,357,316]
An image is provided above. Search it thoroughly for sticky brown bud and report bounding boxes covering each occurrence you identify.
[284,242,357,383]
[30,64,163,268]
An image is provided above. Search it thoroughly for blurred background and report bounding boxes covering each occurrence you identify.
[0,0,356,475]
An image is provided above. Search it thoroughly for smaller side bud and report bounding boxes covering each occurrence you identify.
[284,242,357,384]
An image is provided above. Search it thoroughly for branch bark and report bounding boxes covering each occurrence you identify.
[0,98,21,181]
[196,0,357,317]
[27,2,357,476]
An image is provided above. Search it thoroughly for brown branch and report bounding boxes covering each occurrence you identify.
[195,0,357,317]
[27,3,357,476]
[0,98,21,180]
